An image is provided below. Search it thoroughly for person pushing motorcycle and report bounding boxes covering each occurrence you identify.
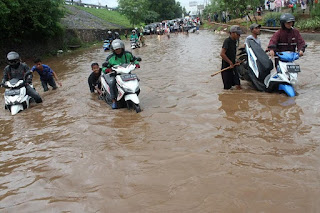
[102,39,140,109]
[1,51,42,103]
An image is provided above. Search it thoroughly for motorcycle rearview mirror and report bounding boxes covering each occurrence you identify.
[102,62,109,67]
[131,57,142,62]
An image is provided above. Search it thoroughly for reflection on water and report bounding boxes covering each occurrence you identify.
[0,31,320,212]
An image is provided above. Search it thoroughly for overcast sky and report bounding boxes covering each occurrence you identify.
[80,0,202,12]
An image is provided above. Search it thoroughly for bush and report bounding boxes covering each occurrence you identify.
[295,17,320,31]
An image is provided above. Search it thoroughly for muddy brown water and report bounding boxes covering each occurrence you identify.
[0,31,320,212]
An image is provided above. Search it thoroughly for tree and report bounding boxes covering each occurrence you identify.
[144,10,160,24]
[148,0,182,20]
[118,0,149,26]
[118,0,183,25]
[204,0,262,19]
[0,0,64,42]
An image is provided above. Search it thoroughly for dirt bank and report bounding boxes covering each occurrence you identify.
[61,5,124,30]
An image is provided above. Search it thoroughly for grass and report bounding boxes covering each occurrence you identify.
[296,17,320,31]
[74,6,131,28]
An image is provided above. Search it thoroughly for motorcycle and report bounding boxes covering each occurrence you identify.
[238,39,304,97]
[103,39,111,51]
[130,38,140,49]
[2,77,34,115]
[100,57,142,113]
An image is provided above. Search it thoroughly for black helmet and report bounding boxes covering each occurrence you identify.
[111,39,125,52]
[6,51,20,67]
[280,13,295,28]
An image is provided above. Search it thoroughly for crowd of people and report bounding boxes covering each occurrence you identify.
[0,12,306,111]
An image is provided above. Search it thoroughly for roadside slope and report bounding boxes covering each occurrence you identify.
[61,5,125,29]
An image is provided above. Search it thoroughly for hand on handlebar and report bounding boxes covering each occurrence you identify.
[299,50,304,57]
[105,68,112,73]
[269,50,275,58]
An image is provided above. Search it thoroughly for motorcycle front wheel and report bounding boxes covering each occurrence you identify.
[126,100,141,113]
[133,103,141,113]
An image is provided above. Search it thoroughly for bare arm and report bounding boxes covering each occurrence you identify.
[220,48,234,68]
[52,71,62,87]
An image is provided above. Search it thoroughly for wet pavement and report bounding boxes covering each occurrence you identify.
[0,30,320,212]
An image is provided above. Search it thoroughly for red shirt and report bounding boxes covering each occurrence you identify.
[268,28,306,52]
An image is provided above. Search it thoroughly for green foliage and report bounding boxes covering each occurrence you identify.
[296,17,320,30]
[118,0,183,25]
[202,20,214,29]
[311,3,320,17]
[148,0,183,20]
[118,0,149,26]
[144,10,160,24]
[204,0,263,19]
[0,0,65,42]
[75,6,131,27]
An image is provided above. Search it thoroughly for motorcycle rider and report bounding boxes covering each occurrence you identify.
[114,32,121,40]
[130,30,139,43]
[1,51,42,103]
[102,39,140,109]
[106,30,114,41]
[268,13,306,61]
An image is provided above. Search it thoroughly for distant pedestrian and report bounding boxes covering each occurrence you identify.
[222,11,226,23]
[301,0,307,13]
[266,0,271,10]
[289,0,297,13]
[214,12,218,22]
[257,6,262,16]
[124,29,128,40]
[275,0,282,12]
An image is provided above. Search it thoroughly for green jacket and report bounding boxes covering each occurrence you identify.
[102,51,139,74]
[130,34,139,41]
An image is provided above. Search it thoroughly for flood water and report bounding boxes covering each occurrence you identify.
[0,30,320,212]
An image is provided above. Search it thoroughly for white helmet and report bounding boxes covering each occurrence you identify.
[111,39,125,51]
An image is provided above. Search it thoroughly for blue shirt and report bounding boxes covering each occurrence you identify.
[31,64,54,81]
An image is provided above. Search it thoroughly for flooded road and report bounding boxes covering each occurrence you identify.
[1,30,320,212]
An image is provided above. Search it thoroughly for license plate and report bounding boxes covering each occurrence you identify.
[5,89,20,96]
[287,65,300,73]
[121,74,137,81]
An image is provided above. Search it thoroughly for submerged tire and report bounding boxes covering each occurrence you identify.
[22,101,27,109]
[133,103,141,113]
